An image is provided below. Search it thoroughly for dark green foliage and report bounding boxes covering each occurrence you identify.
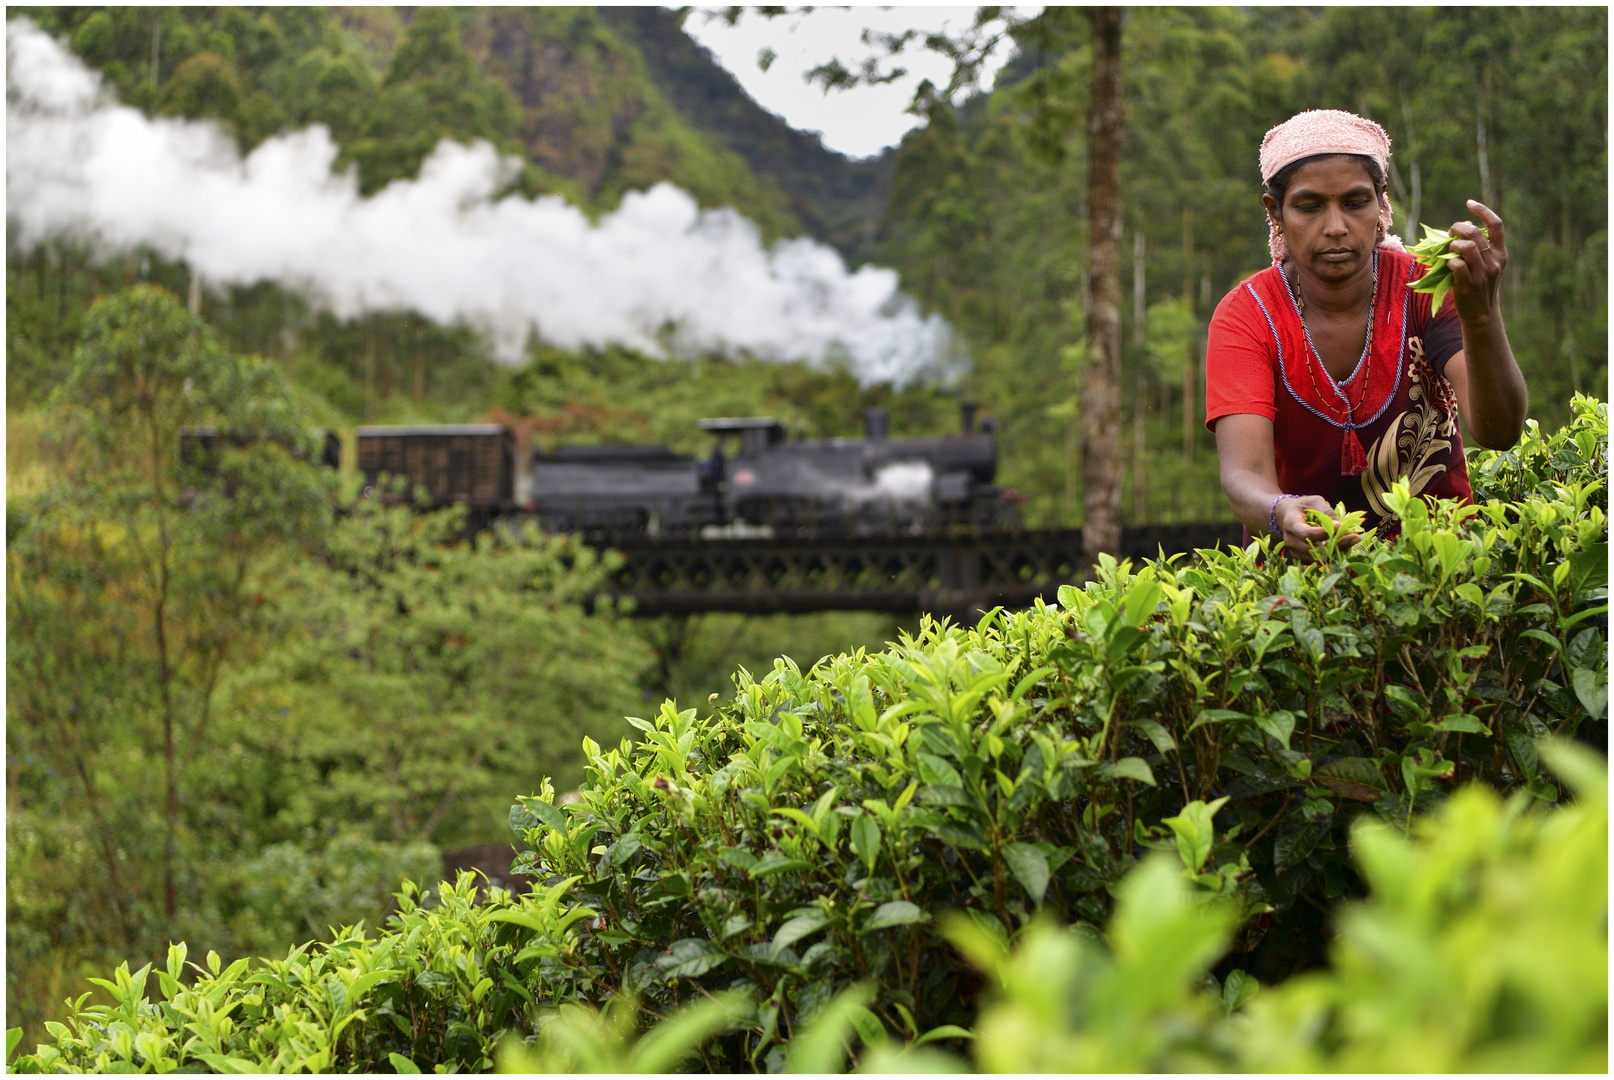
[10,404,1604,1073]
[158,51,241,121]
[346,7,521,194]
[228,498,653,847]
[4,286,653,1045]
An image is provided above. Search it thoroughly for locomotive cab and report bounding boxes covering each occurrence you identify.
[696,404,1014,538]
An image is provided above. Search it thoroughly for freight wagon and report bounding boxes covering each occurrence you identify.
[355,425,515,510]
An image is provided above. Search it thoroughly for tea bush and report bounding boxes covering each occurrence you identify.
[496,396,1604,1065]
[821,740,1606,1073]
[10,398,1605,1072]
[498,740,1604,1073]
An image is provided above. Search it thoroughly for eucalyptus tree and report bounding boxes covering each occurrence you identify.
[8,284,334,933]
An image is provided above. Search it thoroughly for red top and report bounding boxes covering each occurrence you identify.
[1205,249,1470,538]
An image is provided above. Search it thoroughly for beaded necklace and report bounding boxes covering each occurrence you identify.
[1284,251,1378,475]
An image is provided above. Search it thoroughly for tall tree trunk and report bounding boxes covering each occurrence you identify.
[1132,228,1147,524]
[1182,204,1196,474]
[1082,7,1125,562]
[1476,81,1496,210]
[149,13,161,95]
[382,318,395,401]
[147,415,179,925]
[1183,334,1198,471]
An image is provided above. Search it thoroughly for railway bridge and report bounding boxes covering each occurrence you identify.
[596,522,1245,619]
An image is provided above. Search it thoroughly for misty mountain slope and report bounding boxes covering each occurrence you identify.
[458,7,802,241]
[600,6,894,267]
[20,6,805,241]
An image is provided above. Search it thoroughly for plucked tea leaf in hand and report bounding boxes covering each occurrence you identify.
[1408,221,1486,316]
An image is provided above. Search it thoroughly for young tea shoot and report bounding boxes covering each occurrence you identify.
[1408,222,1488,316]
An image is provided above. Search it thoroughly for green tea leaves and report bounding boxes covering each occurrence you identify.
[1408,221,1487,315]
[1313,758,1389,803]
[769,911,831,959]
[1162,798,1229,873]
[1100,757,1157,786]
[850,815,882,874]
[1003,842,1052,904]
[655,938,728,980]
[864,901,925,932]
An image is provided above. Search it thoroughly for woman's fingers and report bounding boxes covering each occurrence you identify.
[1296,496,1341,526]
[1451,203,1506,263]
[1448,201,1507,312]
[1279,497,1329,558]
[1281,497,1360,561]
[1467,199,1507,253]
[1449,227,1491,270]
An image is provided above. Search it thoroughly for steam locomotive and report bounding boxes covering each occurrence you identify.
[356,404,1017,542]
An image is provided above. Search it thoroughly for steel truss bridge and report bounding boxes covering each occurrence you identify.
[596,523,1245,618]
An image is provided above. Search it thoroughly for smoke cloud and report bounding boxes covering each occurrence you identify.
[5,18,963,386]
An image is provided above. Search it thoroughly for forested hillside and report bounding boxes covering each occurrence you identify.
[599,6,894,267]
[6,5,1606,1053]
[878,6,1606,525]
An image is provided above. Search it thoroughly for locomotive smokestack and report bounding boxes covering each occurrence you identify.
[864,407,888,441]
[961,400,978,434]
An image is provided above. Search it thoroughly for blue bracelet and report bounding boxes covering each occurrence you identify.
[1269,494,1303,536]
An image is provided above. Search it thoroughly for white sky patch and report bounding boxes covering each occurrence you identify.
[5,17,965,386]
[682,5,1034,160]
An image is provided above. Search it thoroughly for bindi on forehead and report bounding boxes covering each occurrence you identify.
[1285,157,1379,202]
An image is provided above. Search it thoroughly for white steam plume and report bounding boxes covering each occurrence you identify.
[5,18,963,386]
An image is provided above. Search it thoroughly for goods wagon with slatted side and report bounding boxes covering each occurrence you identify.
[356,425,515,509]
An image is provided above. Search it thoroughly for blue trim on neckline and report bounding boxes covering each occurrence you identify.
[1244,266,1407,433]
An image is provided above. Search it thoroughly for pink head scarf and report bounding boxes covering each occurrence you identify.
[1260,109,1406,265]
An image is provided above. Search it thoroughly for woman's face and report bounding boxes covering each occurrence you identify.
[1264,156,1381,283]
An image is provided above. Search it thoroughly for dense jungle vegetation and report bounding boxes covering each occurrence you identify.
[6,4,1607,1060]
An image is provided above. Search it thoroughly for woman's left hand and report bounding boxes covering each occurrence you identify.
[1447,199,1508,324]
[1442,198,1527,450]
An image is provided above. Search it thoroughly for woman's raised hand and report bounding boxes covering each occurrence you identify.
[1447,199,1508,324]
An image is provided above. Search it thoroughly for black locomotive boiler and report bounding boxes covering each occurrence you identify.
[526,404,1015,543]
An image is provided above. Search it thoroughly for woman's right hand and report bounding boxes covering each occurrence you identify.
[1214,415,1364,559]
[1276,495,1360,560]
